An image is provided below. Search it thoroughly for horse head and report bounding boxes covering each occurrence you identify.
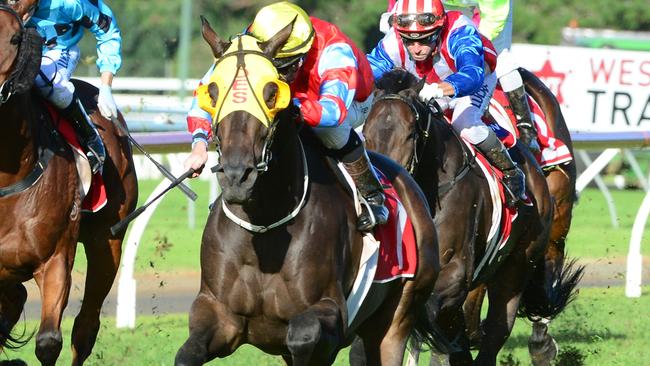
[0,2,41,105]
[197,17,293,204]
[363,68,434,174]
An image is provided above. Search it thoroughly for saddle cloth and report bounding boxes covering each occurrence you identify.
[338,164,417,326]
[467,141,521,254]
[46,104,107,213]
[489,88,573,169]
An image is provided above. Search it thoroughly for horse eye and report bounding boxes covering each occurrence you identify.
[207,82,219,107]
[10,34,21,45]
[263,82,279,109]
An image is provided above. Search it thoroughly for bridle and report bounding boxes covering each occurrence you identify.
[373,93,434,175]
[373,92,473,195]
[211,36,285,173]
[0,4,24,105]
[210,35,309,233]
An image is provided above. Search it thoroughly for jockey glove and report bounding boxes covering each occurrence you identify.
[98,84,118,120]
[419,82,445,103]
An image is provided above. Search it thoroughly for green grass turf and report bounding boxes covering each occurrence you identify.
[569,187,650,259]
[4,286,648,365]
[71,180,649,275]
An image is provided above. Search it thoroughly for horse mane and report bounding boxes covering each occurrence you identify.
[375,68,420,97]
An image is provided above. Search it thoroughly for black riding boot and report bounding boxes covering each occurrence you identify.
[506,85,541,155]
[62,96,106,174]
[477,131,526,206]
[336,132,389,231]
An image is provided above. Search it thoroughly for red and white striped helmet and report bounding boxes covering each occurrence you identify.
[391,0,446,39]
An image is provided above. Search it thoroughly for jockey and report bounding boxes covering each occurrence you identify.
[368,0,526,204]
[183,1,388,231]
[440,0,540,154]
[26,0,122,174]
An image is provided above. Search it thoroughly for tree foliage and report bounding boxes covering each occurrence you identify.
[77,0,650,78]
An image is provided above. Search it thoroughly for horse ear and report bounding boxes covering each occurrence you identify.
[201,16,228,58]
[414,77,426,93]
[259,17,295,58]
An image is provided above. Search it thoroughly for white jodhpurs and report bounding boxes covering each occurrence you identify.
[495,49,524,93]
[34,46,80,109]
[443,72,497,145]
[312,94,374,149]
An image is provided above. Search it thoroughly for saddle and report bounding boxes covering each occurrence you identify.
[44,102,107,212]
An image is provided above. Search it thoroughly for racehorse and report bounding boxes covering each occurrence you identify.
[175,19,444,366]
[0,5,138,365]
[462,69,584,365]
[361,68,557,365]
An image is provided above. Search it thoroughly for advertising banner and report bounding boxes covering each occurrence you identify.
[512,44,650,133]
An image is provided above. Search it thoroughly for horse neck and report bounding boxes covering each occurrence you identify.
[0,94,38,181]
[414,119,466,191]
[244,117,304,222]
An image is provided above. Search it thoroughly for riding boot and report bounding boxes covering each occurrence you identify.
[343,151,389,231]
[476,131,526,206]
[62,96,106,174]
[506,85,541,155]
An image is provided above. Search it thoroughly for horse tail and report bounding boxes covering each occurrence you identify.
[517,254,584,320]
[0,317,32,351]
[408,295,453,354]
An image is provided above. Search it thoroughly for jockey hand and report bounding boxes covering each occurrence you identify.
[184,140,208,178]
[98,84,118,120]
[419,83,453,103]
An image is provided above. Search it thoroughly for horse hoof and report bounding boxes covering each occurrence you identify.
[35,331,63,366]
[0,360,28,366]
[529,333,558,366]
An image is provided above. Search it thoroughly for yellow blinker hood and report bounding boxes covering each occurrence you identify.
[196,35,291,127]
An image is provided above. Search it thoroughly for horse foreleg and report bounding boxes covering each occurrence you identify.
[71,235,122,366]
[463,284,486,349]
[175,292,242,366]
[33,249,74,366]
[0,284,28,350]
[430,253,472,366]
[286,297,344,366]
[475,251,529,366]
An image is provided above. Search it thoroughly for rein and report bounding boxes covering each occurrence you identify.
[373,93,473,195]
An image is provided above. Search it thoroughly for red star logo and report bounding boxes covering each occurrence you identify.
[533,58,567,105]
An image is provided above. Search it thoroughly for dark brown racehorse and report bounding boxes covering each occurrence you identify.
[461,69,584,366]
[362,68,558,365]
[0,5,138,365]
[175,20,444,366]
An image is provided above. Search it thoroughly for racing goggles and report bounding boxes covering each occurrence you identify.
[393,13,442,28]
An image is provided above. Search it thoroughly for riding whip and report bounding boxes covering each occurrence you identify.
[110,168,196,235]
[111,117,198,201]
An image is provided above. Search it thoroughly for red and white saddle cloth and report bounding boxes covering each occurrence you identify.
[467,141,522,253]
[46,104,107,212]
[342,166,418,326]
[488,88,573,168]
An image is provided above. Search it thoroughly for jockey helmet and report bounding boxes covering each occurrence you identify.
[391,0,446,42]
[248,2,315,62]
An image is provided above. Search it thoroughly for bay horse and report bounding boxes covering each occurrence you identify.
[0,5,138,365]
[361,68,557,365]
[462,69,584,366]
[175,19,444,366]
